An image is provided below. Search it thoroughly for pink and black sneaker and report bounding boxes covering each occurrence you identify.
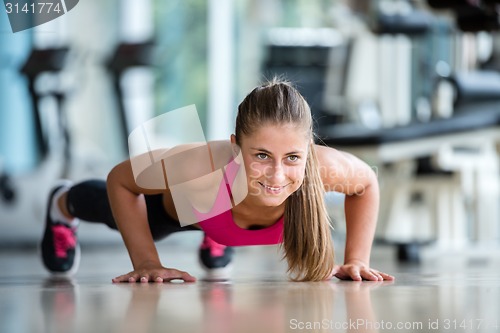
[40,183,80,276]
[199,235,233,280]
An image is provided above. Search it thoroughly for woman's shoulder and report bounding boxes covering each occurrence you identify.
[158,140,231,161]
[154,140,232,184]
[207,140,233,169]
[207,139,231,152]
[127,140,232,191]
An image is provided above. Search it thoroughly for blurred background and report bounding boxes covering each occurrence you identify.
[1,0,499,262]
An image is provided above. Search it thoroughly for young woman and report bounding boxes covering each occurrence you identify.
[41,79,394,282]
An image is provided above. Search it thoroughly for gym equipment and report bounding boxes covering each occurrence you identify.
[428,0,500,31]
[20,48,70,162]
[373,9,433,35]
[319,105,500,262]
[105,41,156,154]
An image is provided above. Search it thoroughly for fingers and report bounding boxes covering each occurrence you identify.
[112,272,140,283]
[112,269,197,284]
[155,269,196,282]
[337,265,363,281]
[179,271,197,282]
[333,265,395,282]
[359,269,381,281]
[348,269,363,281]
[379,272,395,281]
[358,268,394,281]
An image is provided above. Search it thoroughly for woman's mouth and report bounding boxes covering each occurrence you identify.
[258,182,288,194]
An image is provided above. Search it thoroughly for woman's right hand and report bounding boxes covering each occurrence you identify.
[112,263,197,283]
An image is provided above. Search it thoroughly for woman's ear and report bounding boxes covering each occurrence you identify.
[230,134,240,156]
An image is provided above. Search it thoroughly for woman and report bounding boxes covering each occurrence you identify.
[41,79,394,282]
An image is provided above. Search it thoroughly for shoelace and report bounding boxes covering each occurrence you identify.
[201,236,226,257]
[52,225,77,258]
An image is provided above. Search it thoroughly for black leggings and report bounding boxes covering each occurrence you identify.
[65,180,199,241]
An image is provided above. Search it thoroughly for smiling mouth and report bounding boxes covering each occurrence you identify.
[258,182,290,192]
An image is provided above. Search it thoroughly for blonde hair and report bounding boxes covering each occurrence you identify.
[235,78,334,281]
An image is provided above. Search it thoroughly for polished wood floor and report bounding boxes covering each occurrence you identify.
[1,236,500,333]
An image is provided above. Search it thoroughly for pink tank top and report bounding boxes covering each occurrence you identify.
[195,157,284,246]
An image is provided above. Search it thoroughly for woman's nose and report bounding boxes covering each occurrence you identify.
[265,164,286,184]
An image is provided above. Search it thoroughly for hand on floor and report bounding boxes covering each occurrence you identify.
[330,259,395,281]
[112,263,196,283]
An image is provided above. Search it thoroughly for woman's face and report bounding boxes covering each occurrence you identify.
[232,123,310,207]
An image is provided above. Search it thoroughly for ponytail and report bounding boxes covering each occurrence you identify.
[282,142,335,281]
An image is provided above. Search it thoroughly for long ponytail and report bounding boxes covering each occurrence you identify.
[283,141,334,281]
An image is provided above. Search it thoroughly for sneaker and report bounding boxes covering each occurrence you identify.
[40,182,80,276]
[199,235,234,280]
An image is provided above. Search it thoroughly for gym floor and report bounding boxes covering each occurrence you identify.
[1,234,500,333]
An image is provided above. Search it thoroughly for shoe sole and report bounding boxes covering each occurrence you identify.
[198,258,233,281]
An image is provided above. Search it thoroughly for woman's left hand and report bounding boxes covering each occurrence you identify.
[331,259,395,281]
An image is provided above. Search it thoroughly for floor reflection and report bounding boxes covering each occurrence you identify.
[34,278,394,333]
[39,277,77,333]
[1,247,500,333]
[29,272,500,333]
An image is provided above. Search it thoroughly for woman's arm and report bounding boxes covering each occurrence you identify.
[315,145,394,281]
[107,159,196,283]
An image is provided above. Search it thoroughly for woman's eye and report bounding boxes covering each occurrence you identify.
[288,155,299,162]
[256,153,268,160]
